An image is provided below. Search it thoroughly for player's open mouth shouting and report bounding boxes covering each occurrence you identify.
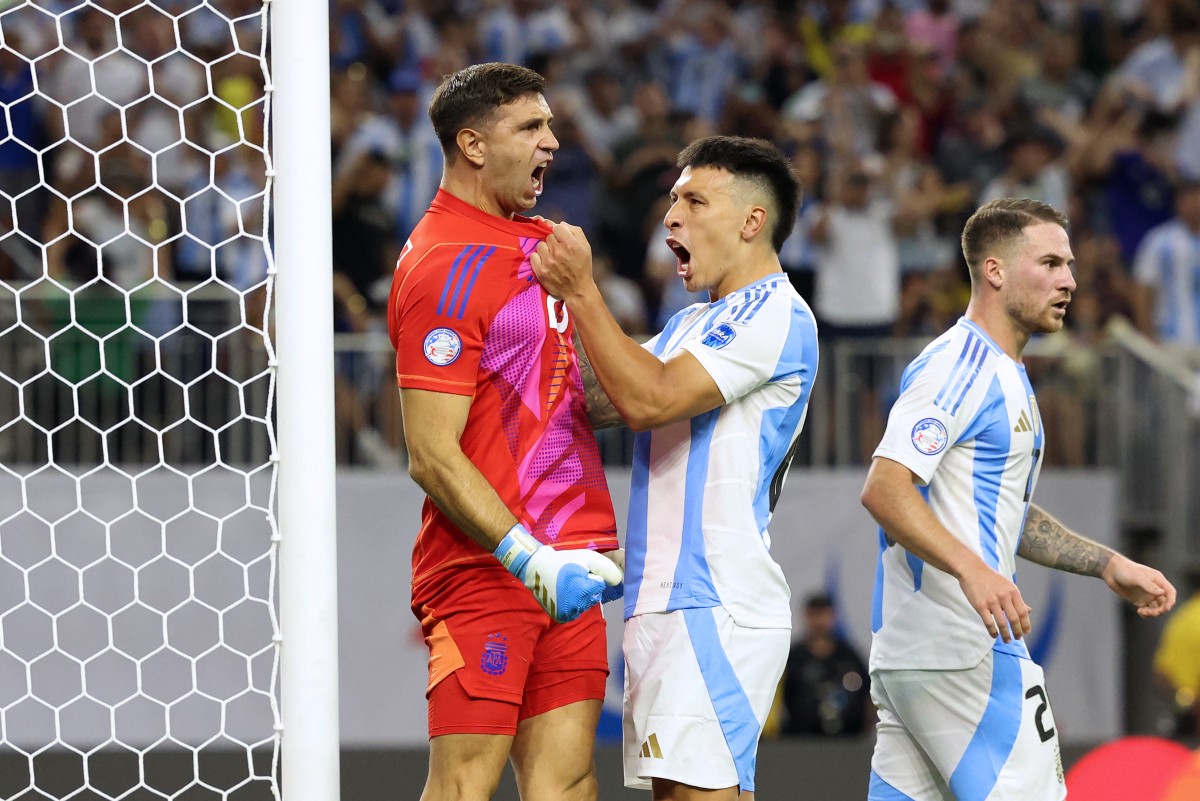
[666,236,691,279]
[532,161,549,197]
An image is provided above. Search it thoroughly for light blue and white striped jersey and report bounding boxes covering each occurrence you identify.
[623,274,819,629]
[870,318,1043,671]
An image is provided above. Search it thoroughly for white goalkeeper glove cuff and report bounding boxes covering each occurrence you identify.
[493,524,623,623]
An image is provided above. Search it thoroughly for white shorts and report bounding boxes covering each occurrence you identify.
[869,650,1066,801]
[621,607,789,793]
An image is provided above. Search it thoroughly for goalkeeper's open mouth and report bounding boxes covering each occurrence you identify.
[666,236,691,279]
[532,162,548,197]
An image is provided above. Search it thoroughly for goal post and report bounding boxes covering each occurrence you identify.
[0,1,340,799]
[271,0,342,800]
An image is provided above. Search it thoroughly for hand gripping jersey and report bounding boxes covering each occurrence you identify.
[622,275,819,629]
[388,190,618,602]
[871,318,1043,671]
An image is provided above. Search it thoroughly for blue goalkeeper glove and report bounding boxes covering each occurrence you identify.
[493,525,624,623]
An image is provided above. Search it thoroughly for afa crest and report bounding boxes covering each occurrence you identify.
[480,632,508,676]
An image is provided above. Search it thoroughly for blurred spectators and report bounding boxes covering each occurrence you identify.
[779,141,825,304]
[779,592,871,737]
[1075,82,1179,266]
[8,0,1200,467]
[784,36,898,158]
[664,2,744,127]
[979,124,1070,214]
[0,26,46,275]
[810,161,901,336]
[1131,179,1200,347]
[809,160,902,460]
[904,0,959,79]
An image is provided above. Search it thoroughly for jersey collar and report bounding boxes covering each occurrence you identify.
[956,317,1023,367]
[431,189,554,237]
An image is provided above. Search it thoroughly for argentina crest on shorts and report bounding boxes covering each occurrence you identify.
[423,327,462,365]
[480,632,508,675]
[911,417,948,455]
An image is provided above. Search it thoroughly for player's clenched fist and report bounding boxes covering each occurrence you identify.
[494,524,624,622]
[531,221,593,301]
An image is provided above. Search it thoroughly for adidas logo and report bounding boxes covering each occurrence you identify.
[531,575,555,620]
[639,733,663,759]
[1014,410,1032,433]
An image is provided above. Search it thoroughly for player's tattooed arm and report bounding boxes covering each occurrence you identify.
[575,333,624,430]
[1017,504,1114,577]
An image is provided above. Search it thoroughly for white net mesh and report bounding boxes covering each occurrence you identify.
[0,1,280,798]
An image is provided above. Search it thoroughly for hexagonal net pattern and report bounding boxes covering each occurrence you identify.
[0,2,280,800]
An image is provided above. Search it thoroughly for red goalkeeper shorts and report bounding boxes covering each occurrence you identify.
[415,561,609,737]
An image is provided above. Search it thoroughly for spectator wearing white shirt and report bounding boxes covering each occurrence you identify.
[810,161,903,460]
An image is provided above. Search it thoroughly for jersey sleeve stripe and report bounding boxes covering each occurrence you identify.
[436,244,480,316]
[934,333,977,409]
[740,287,772,322]
[949,348,992,415]
[730,288,757,321]
[396,372,476,390]
[938,336,984,413]
[452,245,495,319]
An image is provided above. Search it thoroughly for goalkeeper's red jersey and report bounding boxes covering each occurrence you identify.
[388,190,618,598]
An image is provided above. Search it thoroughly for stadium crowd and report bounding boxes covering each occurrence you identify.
[316,0,1200,345]
[1,0,1198,466]
[327,0,1200,466]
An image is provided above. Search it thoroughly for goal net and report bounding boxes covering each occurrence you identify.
[0,2,282,798]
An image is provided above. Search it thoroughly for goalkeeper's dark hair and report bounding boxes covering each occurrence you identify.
[675,136,801,253]
[428,62,546,164]
[961,198,1069,282]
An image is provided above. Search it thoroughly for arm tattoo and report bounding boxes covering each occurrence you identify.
[1017,505,1114,577]
[574,334,624,430]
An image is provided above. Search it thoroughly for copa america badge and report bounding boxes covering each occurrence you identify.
[911,417,948,455]
[423,327,462,366]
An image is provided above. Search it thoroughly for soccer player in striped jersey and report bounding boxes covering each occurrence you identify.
[389,63,623,801]
[860,197,1177,801]
[532,136,820,800]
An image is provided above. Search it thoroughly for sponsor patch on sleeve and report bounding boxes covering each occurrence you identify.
[911,417,948,455]
[423,327,462,366]
[700,323,737,350]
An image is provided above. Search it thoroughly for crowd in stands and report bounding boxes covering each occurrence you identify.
[326,0,1200,465]
[317,0,1200,354]
[1,0,1198,466]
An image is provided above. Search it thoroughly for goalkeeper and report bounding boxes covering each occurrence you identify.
[388,63,622,801]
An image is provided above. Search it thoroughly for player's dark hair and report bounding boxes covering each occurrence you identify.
[960,197,1069,280]
[676,136,801,253]
[428,62,546,163]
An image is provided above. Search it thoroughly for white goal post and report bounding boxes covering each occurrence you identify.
[0,1,340,799]
[272,0,341,799]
